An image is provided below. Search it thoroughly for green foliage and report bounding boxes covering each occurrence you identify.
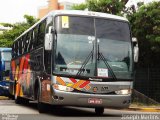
[128,2,160,67]
[0,15,38,47]
[72,0,128,15]
[72,3,87,10]
[87,0,126,15]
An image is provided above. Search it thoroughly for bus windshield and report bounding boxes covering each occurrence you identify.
[1,52,12,61]
[54,16,133,80]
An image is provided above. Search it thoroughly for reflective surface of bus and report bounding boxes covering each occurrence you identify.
[9,10,138,115]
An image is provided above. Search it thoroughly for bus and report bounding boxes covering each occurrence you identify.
[0,48,12,96]
[9,10,138,114]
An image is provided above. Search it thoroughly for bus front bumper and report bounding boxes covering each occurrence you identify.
[51,90,131,108]
[0,85,9,96]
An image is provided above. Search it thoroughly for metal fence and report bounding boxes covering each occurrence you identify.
[134,68,160,103]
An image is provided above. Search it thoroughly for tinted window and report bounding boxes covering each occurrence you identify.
[33,26,39,48]
[19,38,22,55]
[28,30,33,51]
[55,16,94,35]
[38,20,46,46]
[96,19,130,41]
[15,41,18,57]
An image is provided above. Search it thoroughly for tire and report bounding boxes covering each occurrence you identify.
[37,87,46,113]
[8,94,15,100]
[95,107,104,115]
[15,94,22,104]
[22,98,29,104]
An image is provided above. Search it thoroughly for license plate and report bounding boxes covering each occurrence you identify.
[88,98,102,104]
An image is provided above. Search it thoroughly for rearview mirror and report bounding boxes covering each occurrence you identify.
[132,37,139,63]
[45,26,53,51]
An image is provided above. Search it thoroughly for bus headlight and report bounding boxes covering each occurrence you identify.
[115,89,132,95]
[53,84,74,92]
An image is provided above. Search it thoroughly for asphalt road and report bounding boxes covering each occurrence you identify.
[0,100,160,120]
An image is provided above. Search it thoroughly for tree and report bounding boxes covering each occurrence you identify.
[72,0,129,15]
[127,2,160,67]
[72,3,87,10]
[0,15,38,47]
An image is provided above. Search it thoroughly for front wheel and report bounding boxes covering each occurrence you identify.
[15,95,22,104]
[95,107,104,115]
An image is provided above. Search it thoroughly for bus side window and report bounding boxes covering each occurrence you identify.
[44,16,53,74]
[25,32,30,53]
[30,29,35,50]
[12,43,15,58]
[22,35,27,54]
[19,38,22,55]
[27,31,32,52]
[15,41,18,57]
[38,20,46,47]
[33,26,39,48]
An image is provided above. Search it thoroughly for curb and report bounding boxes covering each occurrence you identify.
[129,107,160,112]
[0,96,9,100]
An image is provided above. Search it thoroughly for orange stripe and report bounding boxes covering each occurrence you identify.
[19,57,25,81]
[11,61,16,78]
[26,65,31,87]
[79,81,90,88]
[15,66,19,81]
[19,57,25,73]
[72,80,85,89]
[85,85,91,90]
[56,77,66,86]
[15,83,20,97]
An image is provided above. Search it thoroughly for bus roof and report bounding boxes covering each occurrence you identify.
[14,10,129,42]
[49,10,128,22]
[0,48,12,52]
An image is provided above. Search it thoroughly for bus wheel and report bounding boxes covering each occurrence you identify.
[95,107,104,115]
[37,88,46,113]
[14,88,21,104]
[15,95,22,104]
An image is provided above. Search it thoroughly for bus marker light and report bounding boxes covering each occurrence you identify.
[53,84,74,92]
[115,89,132,95]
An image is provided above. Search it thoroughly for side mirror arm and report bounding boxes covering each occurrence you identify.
[132,37,139,63]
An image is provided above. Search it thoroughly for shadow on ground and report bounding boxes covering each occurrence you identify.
[22,101,121,117]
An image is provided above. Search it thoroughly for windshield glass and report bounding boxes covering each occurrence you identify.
[53,16,133,80]
[1,52,12,61]
[54,16,95,77]
[96,18,133,79]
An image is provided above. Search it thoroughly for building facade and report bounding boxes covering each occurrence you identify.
[38,0,76,19]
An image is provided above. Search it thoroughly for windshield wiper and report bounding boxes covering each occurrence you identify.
[98,45,117,81]
[76,44,94,76]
